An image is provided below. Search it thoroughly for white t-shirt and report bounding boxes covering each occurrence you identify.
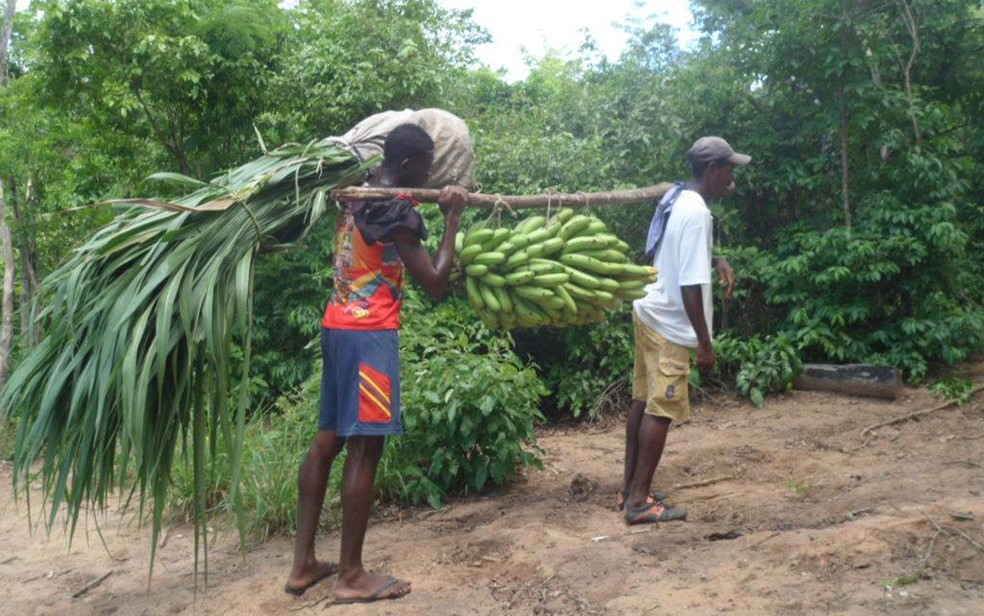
[633,190,713,348]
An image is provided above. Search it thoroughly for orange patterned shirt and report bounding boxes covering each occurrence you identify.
[322,198,424,330]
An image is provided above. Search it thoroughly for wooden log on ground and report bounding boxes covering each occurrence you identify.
[329,183,674,209]
[793,363,902,400]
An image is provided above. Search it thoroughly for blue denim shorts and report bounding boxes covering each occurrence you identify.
[319,328,403,436]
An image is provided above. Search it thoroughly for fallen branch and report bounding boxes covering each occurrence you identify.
[942,460,981,468]
[703,491,741,503]
[744,531,782,550]
[23,568,72,584]
[72,571,113,598]
[918,507,984,554]
[950,527,984,553]
[794,363,901,400]
[922,529,944,568]
[845,506,876,520]
[330,183,674,209]
[671,475,734,491]
[861,384,984,437]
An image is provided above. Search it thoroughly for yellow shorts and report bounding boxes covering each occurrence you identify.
[632,312,692,423]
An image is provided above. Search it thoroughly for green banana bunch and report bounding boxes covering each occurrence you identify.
[455,208,658,329]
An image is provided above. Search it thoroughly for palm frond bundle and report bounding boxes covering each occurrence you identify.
[0,140,369,575]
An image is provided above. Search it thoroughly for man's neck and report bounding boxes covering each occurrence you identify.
[688,177,714,202]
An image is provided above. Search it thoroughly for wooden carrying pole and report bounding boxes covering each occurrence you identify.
[330,182,674,209]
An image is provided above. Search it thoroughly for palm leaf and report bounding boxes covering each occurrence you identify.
[0,139,373,581]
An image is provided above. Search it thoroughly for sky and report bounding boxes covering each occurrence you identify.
[438,0,698,80]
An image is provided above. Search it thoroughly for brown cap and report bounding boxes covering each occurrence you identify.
[686,136,751,166]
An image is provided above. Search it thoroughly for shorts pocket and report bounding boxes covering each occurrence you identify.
[655,357,690,404]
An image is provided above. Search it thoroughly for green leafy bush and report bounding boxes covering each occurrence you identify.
[716,333,802,408]
[762,215,983,382]
[929,377,976,406]
[526,315,634,420]
[382,293,547,508]
[717,129,984,387]
[169,291,547,531]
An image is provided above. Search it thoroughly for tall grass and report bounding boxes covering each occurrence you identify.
[169,376,343,542]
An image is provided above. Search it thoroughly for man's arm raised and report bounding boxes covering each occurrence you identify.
[391,185,466,298]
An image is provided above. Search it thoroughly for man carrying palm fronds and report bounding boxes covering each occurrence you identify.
[285,124,466,603]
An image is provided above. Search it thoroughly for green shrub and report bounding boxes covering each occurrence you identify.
[756,121,984,382]
[168,291,547,533]
[532,315,634,420]
[716,333,802,408]
[929,377,976,405]
[383,293,547,508]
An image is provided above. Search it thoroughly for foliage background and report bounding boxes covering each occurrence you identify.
[1,0,982,535]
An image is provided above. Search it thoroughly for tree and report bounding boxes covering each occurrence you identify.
[263,0,488,143]
[241,0,489,404]
[684,0,984,379]
[27,0,289,176]
[1,0,19,386]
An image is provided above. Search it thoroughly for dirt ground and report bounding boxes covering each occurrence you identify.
[2,363,983,616]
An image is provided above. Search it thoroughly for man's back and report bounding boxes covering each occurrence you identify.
[634,190,714,347]
[322,199,420,331]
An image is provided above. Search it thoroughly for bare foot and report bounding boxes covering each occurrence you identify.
[284,560,338,596]
[333,571,411,605]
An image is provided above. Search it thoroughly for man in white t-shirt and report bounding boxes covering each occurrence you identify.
[619,136,750,525]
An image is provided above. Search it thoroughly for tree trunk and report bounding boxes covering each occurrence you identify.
[0,178,15,388]
[794,364,902,400]
[10,177,40,346]
[1,2,18,385]
[838,85,852,230]
[897,0,922,144]
[838,7,853,230]
[0,1,15,86]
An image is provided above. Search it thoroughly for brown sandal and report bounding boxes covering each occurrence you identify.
[615,488,668,511]
[624,501,688,525]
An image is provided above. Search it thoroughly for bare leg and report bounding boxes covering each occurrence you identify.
[286,429,344,593]
[332,435,411,603]
[621,399,647,494]
[626,414,671,509]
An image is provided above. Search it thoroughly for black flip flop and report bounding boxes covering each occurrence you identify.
[284,562,338,596]
[333,576,410,605]
[624,501,688,525]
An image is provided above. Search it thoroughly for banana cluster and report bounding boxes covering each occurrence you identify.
[455,208,658,329]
